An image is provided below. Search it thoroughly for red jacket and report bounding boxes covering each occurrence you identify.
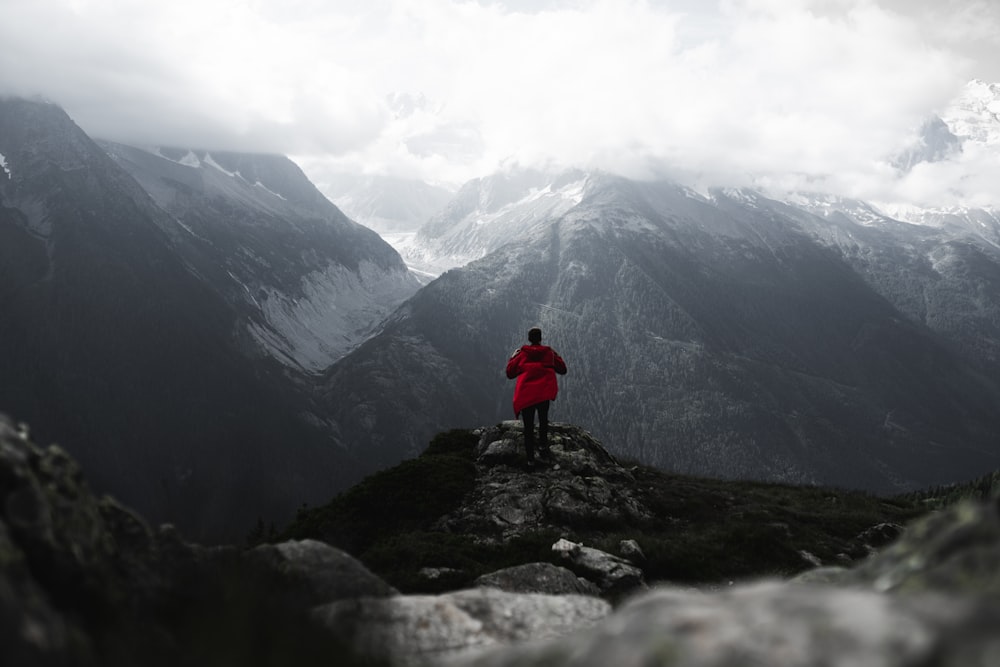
[506,344,567,416]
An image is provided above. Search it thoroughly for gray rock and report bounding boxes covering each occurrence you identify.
[618,539,646,564]
[435,423,652,543]
[844,500,1000,595]
[246,538,398,604]
[551,538,645,595]
[474,563,600,596]
[313,587,610,666]
[454,581,1000,667]
[0,517,76,667]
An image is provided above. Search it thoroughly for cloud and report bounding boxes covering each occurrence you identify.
[1,0,997,206]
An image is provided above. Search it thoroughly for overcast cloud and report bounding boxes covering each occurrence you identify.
[2,0,999,207]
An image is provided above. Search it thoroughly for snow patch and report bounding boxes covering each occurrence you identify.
[203,153,238,177]
[0,153,9,179]
[254,180,287,201]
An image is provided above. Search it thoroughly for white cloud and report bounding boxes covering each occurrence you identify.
[0,0,997,206]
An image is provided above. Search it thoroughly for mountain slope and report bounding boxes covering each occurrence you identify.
[0,98,357,540]
[320,173,1000,491]
[99,142,422,372]
[397,168,588,275]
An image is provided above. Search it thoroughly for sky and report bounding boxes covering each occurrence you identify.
[2,0,1000,208]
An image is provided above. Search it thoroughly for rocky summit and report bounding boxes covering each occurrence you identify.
[434,421,652,543]
[7,412,1000,666]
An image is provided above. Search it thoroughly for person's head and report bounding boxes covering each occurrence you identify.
[528,327,542,344]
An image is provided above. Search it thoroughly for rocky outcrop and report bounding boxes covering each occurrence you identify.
[434,421,652,543]
[474,563,599,596]
[845,501,1000,595]
[551,538,646,596]
[313,587,611,666]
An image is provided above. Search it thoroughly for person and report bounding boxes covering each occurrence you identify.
[506,327,567,467]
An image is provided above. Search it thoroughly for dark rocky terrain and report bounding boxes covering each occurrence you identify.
[7,411,1000,666]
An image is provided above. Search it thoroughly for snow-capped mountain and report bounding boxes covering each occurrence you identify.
[398,167,590,276]
[321,171,1000,491]
[942,79,1000,146]
[100,142,423,373]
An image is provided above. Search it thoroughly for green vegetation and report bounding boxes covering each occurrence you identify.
[600,468,924,584]
[277,428,963,594]
[897,469,1000,509]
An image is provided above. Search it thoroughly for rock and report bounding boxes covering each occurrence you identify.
[313,587,611,666]
[0,517,77,667]
[246,538,398,605]
[474,563,600,596]
[844,500,1000,595]
[618,539,645,564]
[855,522,905,554]
[435,422,652,543]
[788,565,851,585]
[453,581,1000,667]
[551,538,645,595]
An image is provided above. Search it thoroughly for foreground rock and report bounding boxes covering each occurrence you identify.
[246,538,398,605]
[0,415,367,666]
[451,500,1000,666]
[474,563,599,596]
[454,580,1000,667]
[314,587,611,666]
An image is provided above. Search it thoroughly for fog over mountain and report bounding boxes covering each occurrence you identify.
[4,1,1000,209]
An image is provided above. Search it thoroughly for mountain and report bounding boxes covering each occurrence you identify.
[98,142,422,373]
[891,115,962,171]
[0,97,368,540]
[398,167,589,276]
[941,79,1000,146]
[319,171,1000,491]
[320,172,453,235]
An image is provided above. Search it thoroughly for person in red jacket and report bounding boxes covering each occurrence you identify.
[506,327,567,467]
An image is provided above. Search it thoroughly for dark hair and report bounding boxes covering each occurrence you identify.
[528,327,542,343]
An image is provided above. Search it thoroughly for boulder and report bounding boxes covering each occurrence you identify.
[474,563,600,596]
[246,538,398,605]
[844,500,1000,595]
[551,538,645,595]
[453,581,1000,667]
[313,587,610,666]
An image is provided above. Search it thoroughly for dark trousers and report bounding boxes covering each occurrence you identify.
[521,401,550,459]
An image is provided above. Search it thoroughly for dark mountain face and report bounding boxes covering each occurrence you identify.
[0,98,359,541]
[99,141,422,372]
[321,174,1000,491]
